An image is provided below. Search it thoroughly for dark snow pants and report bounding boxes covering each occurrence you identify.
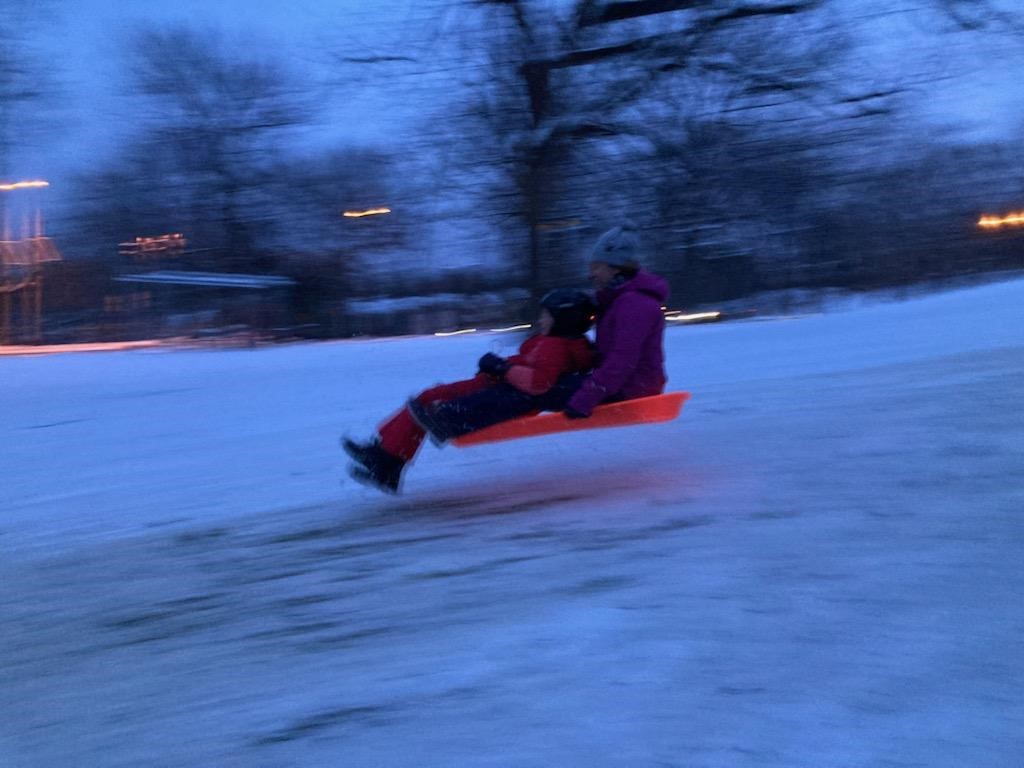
[534,372,587,411]
[533,372,626,412]
[378,377,537,461]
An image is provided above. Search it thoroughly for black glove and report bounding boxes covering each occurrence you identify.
[478,352,510,378]
[564,404,590,420]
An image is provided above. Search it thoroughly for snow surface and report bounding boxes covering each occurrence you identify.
[2,278,1023,767]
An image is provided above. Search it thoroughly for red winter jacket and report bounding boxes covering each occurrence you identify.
[502,334,594,396]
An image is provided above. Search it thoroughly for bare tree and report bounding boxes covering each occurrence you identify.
[430,0,868,305]
[0,0,56,179]
[123,25,313,270]
[332,0,1022,303]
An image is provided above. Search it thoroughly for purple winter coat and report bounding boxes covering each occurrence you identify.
[567,270,669,416]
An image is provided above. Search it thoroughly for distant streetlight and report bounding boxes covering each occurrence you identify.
[343,207,391,218]
[978,211,1024,230]
[0,180,50,192]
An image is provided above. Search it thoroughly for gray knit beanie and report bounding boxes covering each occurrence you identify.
[591,222,640,269]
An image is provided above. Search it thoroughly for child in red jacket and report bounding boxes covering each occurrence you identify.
[344,289,595,493]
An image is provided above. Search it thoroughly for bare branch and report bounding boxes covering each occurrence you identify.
[579,0,697,26]
[579,0,824,26]
[337,55,418,64]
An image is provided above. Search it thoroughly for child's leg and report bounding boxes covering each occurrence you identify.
[427,383,538,438]
[377,377,491,461]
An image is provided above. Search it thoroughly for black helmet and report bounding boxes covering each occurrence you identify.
[540,288,595,337]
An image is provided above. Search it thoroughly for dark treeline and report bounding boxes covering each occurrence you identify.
[2,0,1022,342]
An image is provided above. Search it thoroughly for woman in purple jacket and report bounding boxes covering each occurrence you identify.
[541,222,669,418]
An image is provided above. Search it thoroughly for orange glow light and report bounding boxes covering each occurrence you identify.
[0,180,50,191]
[978,211,1024,230]
[118,233,187,256]
[343,207,391,218]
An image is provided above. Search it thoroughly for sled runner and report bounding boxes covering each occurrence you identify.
[452,391,690,447]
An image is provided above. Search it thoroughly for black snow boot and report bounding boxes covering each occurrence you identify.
[342,436,380,467]
[342,437,406,494]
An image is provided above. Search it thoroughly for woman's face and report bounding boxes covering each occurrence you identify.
[589,261,619,290]
[537,307,554,335]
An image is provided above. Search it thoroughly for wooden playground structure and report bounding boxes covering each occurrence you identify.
[1,181,61,344]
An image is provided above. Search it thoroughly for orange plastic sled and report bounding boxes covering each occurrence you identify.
[452,391,690,447]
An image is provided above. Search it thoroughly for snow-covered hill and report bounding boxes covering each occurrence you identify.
[2,278,1022,767]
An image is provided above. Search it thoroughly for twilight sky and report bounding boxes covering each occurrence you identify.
[17,1,422,196]
[10,0,1024,222]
